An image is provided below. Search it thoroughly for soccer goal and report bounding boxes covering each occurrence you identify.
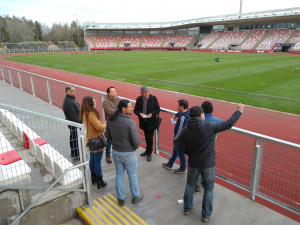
[293,67,300,72]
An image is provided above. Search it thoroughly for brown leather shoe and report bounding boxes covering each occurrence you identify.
[106,154,112,163]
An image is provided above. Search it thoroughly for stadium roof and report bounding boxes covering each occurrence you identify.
[84,7,300,31]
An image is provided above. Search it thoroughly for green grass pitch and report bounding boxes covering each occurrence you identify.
[4,51,300,114]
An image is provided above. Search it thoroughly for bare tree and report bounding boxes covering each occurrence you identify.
[41,23,50,40]
[6,16,34,42]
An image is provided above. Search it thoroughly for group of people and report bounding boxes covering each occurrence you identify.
[62,84,244,222]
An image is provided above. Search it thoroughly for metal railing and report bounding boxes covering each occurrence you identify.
[0,47,88,55]
[10,161,89,225]
[0,64,299,215]
[0,102,92,224]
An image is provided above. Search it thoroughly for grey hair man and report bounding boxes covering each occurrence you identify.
[134,86,160,162]
[62,85,80,158]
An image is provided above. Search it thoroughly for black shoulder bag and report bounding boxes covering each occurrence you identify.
[86,112,107,151]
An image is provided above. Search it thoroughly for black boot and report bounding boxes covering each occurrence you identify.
[91,173,97,185]
[97,176,107,189]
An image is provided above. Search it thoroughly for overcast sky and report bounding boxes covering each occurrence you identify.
[1,0,299,26]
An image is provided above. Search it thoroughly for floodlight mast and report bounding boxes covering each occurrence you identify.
[239,0,243,14]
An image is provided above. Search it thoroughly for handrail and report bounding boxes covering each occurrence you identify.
[11,161,89,225]
[0,102,83,128]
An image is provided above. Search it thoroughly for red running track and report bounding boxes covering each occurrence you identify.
[0,53,299,222]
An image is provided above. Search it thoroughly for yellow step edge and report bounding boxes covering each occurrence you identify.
[108,193,148,225]
[93,199,122,225]
[98,197,131,225]
[82,205,104,225]
[91,205,113,225]
[76,206,96,225]
[103,195,139,225]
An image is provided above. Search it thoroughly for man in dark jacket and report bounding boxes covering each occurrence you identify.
[62,85,80,158]
[134,86,160,162]
[180,103,244,222]
[162,99,189,174]
[195,101,223,192]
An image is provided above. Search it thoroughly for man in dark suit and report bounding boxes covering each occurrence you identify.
[62,85,80,158]
[134,86,160,162]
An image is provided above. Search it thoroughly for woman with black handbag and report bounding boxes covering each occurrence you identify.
[79,96,107,189]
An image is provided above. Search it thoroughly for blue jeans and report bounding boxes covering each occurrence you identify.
[112,150,140,200]
[184,166,215,219]
[106,139,111,155]
[89,151,104,177]
[167,141,186,170]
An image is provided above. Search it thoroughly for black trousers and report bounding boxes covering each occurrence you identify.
[68,125,79,157]
[142,123,155,155]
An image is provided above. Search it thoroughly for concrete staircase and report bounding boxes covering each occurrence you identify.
[206,33,224,49]
[238,31,254,47]
[91,37,97,48]
[252,30,271,50]
[116,37,120,47]
[72,43,80,51]
[285,30,298,43]
[0,43,6,54]
[138,37,145,47]
[160,36,169,47]
[76,193,148,225]
[186,35,199,49]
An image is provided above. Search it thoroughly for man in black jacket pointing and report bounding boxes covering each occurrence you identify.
[180,103,244,222]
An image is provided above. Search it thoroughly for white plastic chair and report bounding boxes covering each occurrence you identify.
[44,150,63,175]
[53,158,82,185]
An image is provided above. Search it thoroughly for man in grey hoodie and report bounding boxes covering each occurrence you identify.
[106,99,144,206]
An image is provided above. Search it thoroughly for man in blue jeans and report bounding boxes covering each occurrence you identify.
[162,99,189,174]
[180,103,244,222]
[195,101,223,192]
[106,99,144,206]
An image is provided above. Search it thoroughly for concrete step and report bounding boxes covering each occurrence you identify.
[77,193,148,225]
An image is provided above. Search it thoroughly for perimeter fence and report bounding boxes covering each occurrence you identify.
[0,47,87,55]
[0,64,299,215]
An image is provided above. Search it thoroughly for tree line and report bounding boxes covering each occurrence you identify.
[0,15,85,47]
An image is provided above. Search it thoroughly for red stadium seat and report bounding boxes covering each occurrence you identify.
[0,150,22,165]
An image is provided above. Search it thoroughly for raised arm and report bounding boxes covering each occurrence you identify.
[210,104,244,134]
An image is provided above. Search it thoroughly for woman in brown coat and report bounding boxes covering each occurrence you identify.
[79,96,107,189]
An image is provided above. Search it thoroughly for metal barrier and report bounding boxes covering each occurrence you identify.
[0,64,299,215]
[0,102,92,223]
[0,47,87,55]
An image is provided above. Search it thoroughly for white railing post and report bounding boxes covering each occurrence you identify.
[249,138,264,200]
[18,71,23,90]
[155,129,160,155]
[30,74,35,96]
[8,69,13,86]
[1,66,5,82]
[101,94,106,122]
[46,79,52,104]
[80,135,92,207]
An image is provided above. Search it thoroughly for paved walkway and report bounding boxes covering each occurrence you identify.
[1,78,299,224]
